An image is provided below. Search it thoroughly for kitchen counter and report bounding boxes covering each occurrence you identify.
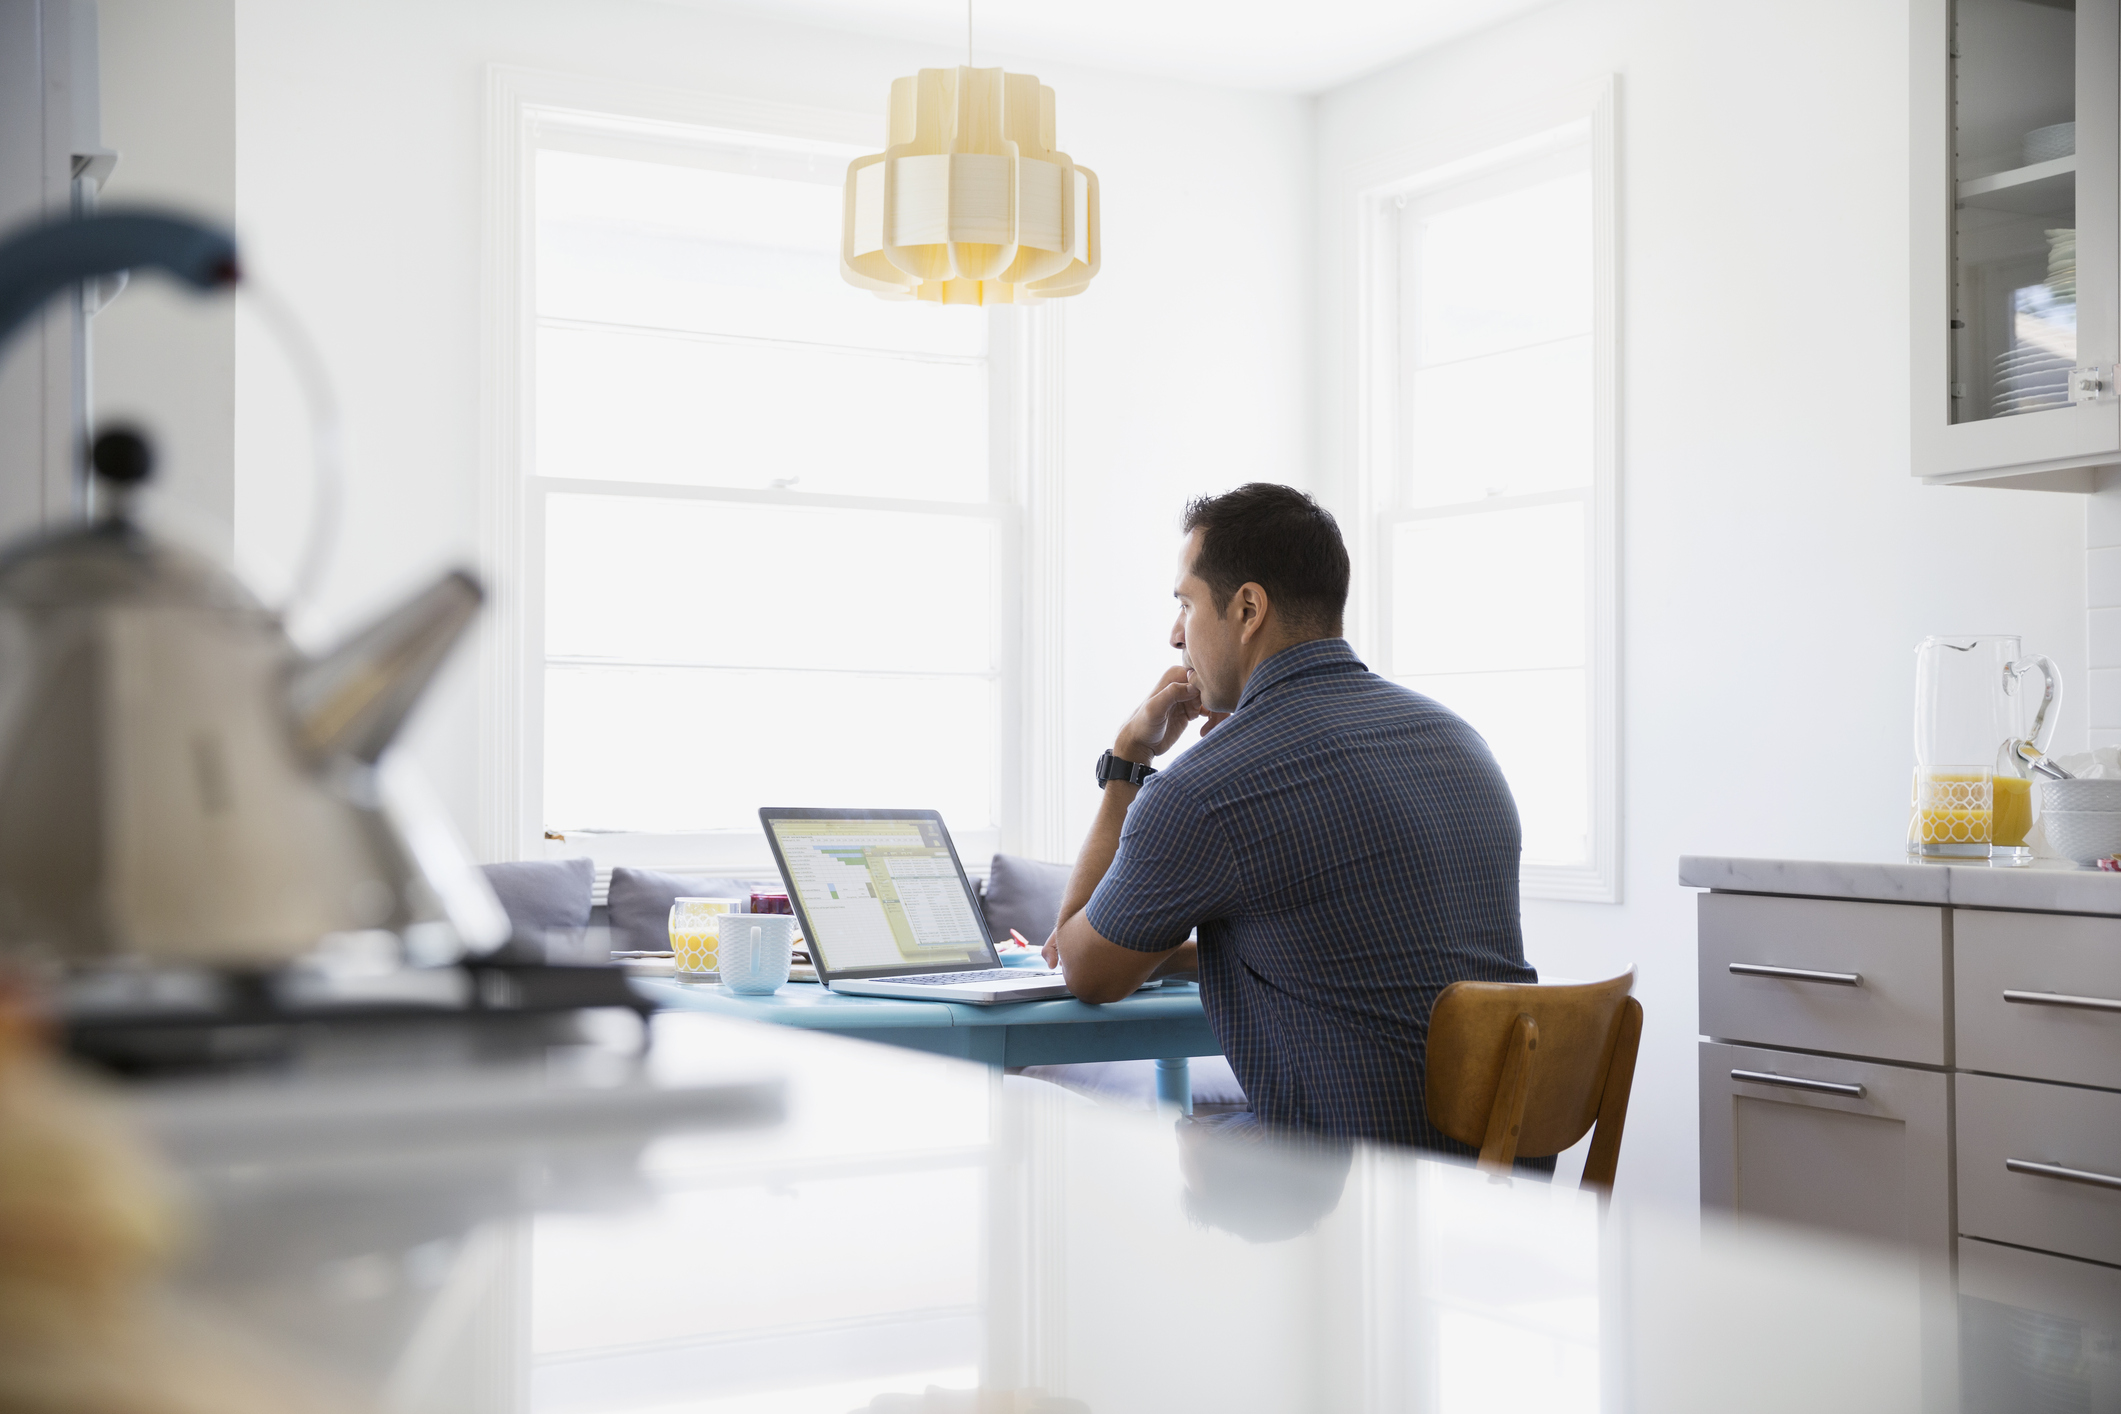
[1679,853,2121,914]
[135,1010,1937,1412]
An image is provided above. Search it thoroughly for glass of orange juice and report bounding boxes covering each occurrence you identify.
[1992,769,2035,860]
[1911,768,1993,856]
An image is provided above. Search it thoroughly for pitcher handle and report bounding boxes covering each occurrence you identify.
[2015,654,2065,756]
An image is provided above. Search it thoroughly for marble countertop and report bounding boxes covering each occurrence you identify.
[1679,854,2121,914]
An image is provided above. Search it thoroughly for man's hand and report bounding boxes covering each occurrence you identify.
[1116,667,1209,763]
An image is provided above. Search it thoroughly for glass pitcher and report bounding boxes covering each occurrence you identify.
[1910,635,2062,860]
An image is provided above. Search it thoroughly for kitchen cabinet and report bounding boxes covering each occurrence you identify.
[1685,856,2121,1414]
[1912,0,2121,487]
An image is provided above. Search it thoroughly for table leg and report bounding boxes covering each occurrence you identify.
[1155,1057,1192,1116]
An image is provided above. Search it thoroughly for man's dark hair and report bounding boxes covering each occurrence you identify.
[1180,483,1350,635]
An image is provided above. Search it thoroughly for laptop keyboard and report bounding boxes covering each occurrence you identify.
[888,968,1057,986]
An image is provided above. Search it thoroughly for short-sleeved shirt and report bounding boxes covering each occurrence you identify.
[1083,637,1533,1151]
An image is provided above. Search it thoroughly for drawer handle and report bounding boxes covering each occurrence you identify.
[2002,989,2121,1014]
[1729,1068,1866,1098]
[1728,962,1863,986]
[2005,1158,2121,1192]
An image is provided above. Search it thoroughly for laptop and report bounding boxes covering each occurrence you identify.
[760,807,1150,1005]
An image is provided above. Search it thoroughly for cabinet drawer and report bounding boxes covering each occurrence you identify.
[1698,894,1948,1065]
[1956,909,2121,1090]
[1959,1073,2121,1267]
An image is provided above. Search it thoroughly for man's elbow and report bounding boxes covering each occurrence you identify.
[1064,972,1135,1006]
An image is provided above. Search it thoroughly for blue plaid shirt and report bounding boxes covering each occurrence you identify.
[1084,638,1534,1151]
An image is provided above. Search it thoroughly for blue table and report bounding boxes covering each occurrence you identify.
[633,976,1220,1113]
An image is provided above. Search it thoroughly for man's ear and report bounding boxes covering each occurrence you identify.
[1237,583,1270,641]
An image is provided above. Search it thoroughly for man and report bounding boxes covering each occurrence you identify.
[1042,483,1535,1152]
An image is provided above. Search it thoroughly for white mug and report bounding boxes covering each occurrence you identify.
[719,913,794,995]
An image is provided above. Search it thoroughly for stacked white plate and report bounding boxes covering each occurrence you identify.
[2024,121,2077,164]
[2047,227,2077,301]
[1994,343,2073,416]
[2037,777,2121,864]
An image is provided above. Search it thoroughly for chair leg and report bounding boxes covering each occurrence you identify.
[1476,1012,1537,1175]
[1581,996,1642,1192]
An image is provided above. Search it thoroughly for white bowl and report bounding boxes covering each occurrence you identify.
[2041,809,2121,865]
[2039,778,2121,813]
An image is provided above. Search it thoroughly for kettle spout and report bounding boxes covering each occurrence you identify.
[290,570,483,764]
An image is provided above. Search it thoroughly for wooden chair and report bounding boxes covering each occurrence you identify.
[1423,969,1642,1190]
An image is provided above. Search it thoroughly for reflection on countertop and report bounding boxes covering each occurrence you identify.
[133,1012,1931,1414]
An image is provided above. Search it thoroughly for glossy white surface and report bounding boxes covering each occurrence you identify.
[1680,853,2121,915]
[124,1013,1940,1413]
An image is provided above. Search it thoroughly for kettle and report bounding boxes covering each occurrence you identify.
[0,211,507,966]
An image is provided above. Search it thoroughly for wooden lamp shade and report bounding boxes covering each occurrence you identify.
[841,66,1100,306]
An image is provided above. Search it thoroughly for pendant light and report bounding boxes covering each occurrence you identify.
[839,4,1100,305]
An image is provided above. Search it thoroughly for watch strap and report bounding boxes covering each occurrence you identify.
[1096,749,1156,788]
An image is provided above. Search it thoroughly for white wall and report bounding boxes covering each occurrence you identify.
[95,0,236,562]
[217,0,1311,859]
[1315,0,2090,1212]
[2088,481,2121,744]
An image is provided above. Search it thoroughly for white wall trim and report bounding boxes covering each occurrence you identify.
[1019,305,1067,863]
[1344,74,1624,904]
[477,67,532,862]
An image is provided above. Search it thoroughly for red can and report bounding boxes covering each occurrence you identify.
[750,891,794,915]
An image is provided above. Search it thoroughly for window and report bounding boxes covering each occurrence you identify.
[1362,101,1619,902]
[493,95,1041,872]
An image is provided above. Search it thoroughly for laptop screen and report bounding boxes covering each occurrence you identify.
[761,810,996,977]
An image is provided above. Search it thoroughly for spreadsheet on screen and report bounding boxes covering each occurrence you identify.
[769,818,988,972]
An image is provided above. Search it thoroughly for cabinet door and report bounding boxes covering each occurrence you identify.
[1698,893,1948,1065]
[1700,1042,1954,1262]
[1701,1043,1958,1414]
[1910,0,2121,485]
[1956,908,2121,1090]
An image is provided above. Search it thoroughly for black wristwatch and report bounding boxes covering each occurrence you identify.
[1096,749,1157,789]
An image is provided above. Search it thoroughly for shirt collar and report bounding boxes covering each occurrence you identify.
[1235,637,1367,711]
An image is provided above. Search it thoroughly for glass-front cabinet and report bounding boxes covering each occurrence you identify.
[1914,0,2120,487]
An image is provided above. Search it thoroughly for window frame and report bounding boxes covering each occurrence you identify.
[481,68,1066,880]
[1353,81,1621,903]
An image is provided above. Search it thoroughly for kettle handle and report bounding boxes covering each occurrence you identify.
[0,210,236,355]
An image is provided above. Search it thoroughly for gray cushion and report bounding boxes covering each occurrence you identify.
[606,868,779,952]
[479,858,593,937]
[979,852,1071,945]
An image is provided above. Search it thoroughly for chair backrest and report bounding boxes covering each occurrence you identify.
[1424,969,1642,1189]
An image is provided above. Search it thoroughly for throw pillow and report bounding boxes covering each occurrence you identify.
[979,852,1071,945]
[479,858,594,939]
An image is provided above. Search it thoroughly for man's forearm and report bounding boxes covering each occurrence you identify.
[1055,778,1137,930]
[1150,939,1199,979]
